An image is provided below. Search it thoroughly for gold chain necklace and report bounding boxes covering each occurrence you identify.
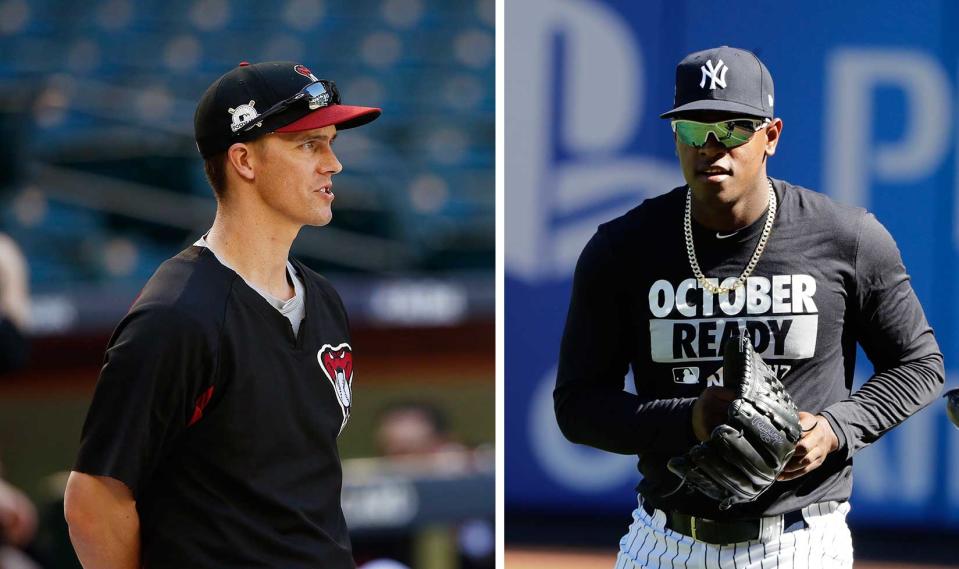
[683,178,776,295]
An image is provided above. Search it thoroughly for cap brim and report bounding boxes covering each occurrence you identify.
[660,99,770,119]
[275,104,382,132]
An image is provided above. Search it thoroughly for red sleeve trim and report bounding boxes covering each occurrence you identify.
[188,385,215,427]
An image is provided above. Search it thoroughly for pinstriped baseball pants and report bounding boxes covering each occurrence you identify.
[614,496,853,569]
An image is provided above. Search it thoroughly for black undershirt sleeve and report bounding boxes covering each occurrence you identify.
[819,213,945,458]
[554,229,698,456]
[74,305,215,497]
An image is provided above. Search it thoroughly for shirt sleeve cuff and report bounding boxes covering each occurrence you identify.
[819,405,851,459]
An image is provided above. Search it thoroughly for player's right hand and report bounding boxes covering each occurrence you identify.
[691,386,736,441]
[778,412,840,481]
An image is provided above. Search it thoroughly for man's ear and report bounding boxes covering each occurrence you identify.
[764,118,783,157]
[227,142,257,182]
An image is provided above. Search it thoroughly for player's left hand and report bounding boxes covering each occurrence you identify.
[777,412,839,481]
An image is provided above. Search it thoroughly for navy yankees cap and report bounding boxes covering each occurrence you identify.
[194,61,381,158]
[660,46,774,119]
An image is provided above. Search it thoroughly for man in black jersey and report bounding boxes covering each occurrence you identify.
[555,46,944,568]
[64,62,380,569]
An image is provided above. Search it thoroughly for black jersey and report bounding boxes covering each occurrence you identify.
[75,246,356,568]
[555,178,944,519]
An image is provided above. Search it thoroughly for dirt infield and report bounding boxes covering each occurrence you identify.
[504,547,959,568]
[505,548,614,568]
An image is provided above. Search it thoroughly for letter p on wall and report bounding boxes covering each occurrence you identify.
[825,49,951,208]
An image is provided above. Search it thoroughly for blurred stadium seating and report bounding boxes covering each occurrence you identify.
[0,0,494,334]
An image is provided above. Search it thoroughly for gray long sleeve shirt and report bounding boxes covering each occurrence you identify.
[554,178,944,519]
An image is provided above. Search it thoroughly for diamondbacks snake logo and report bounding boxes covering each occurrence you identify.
[318,343,353,434]
[294,64,319,81]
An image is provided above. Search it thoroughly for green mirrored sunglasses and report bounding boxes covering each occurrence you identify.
[671,118,770,149]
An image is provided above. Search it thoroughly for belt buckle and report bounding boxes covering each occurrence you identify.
[690,517,698,540]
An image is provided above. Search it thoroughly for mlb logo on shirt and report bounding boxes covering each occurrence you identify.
[672,366,700,385]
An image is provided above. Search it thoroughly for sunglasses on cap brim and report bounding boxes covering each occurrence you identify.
[236,79,341,135]
[671,117,770,149]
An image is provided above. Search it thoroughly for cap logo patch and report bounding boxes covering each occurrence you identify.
[228,100,261,132]
[294,64,319,82]
[700,59,728,90]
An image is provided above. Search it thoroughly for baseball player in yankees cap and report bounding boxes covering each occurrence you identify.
[65,61,380,568]
[555,46,944,568]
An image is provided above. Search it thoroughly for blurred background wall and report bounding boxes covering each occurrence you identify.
[0,1,494,568]
[506,0,959,566]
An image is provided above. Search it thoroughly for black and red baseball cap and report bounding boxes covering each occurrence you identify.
[660,46,774,120]
[194,61,382,158]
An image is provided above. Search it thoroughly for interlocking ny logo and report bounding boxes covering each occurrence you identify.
[700,59,728,90]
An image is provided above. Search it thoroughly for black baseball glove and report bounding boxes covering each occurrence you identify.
[667,329,802,509]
